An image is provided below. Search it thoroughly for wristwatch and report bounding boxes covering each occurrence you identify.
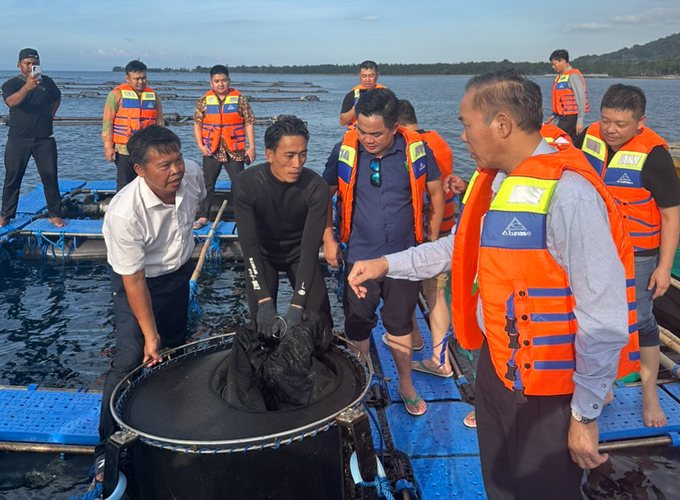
[571,408,597,424]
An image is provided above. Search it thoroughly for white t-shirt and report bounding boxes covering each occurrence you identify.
[103,159,206,277]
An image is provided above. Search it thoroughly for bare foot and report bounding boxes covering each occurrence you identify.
[643,392,667,427]
[49,216,66,228]
[0,216,10,227]
[604,390,614,406]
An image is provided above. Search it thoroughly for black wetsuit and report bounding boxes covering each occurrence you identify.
[233,163,331,322]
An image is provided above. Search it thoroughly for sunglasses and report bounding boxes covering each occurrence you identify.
[370,159,381,187]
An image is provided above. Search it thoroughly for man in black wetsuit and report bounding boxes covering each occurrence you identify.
[233,117,331,338]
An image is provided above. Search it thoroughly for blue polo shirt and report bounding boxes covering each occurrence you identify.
[323,133,440,262]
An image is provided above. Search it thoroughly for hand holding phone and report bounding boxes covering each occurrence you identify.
[30,65,41,79]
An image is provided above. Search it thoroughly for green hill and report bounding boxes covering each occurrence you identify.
[575,32,680,64]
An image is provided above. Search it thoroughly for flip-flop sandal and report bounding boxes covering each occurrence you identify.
[463,410,477,428]
[382,333,424,351]
[399,392,427,416]
[193,221,207,230]
[412,359,454,378]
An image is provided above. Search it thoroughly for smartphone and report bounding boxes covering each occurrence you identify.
[31,65,41,78]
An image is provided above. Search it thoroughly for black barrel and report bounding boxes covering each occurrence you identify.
[111,335,371,500]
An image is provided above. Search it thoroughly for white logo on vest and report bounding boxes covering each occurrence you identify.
[617,173,634,185]
[502,217,532,237]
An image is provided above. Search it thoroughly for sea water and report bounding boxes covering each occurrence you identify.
[1,72,680,499]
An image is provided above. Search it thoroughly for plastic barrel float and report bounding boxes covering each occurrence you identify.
[108,313,374,500]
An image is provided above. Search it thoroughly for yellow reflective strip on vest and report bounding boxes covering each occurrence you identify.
[121,90,137,99]
[544,137,555,144]
[141,92,155,101]
[338,145,356,167]
[408,141,426,162]
[490,176,557,214]
[205,95,219,105]
[583,135,606,161]
[609,151,648,171]
[462,170,481,205]
[225,96,239,105]
[557,75,570,83]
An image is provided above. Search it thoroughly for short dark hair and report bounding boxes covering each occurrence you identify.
[549,49,569,63]
[465,69,543,133]
[125,60,147,75]
[355,88,399,129]
[397,100,418,126]
[210,65,229,78]
[359,60,379,72]
[127,125,181,167]
[264,116,309,150]
[600,84,646,119]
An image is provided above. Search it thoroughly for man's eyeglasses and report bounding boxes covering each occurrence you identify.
[370,159,381,187]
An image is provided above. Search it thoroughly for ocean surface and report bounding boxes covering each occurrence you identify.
[1,71,680,499]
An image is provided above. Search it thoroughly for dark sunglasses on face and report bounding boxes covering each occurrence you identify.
[370,159,381,187]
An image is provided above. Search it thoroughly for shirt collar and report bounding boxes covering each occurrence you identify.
[357,133,405,158]
[138,176,185,209]
[493,139,556,192]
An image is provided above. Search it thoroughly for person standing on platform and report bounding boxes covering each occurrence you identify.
[1,48,65,228]
[193,65,256,229]
[576,83,680,428]
[347,70,641,499]
[546,49,589,141]
[339,60,385,130]
[102,60,164,192]
[95,125,205,481]
[324,88,444,417]
[233,117,331,337]
[397,99,455,377]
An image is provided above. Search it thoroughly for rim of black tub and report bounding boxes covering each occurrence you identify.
[110,333,373,453]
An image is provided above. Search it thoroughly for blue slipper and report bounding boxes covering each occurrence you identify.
[399,392,427,416]
[412,359,454,378]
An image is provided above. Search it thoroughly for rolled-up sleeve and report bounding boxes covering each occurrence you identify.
[547,173,629,419]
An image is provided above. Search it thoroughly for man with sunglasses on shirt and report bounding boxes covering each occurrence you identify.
[323,88,444,416]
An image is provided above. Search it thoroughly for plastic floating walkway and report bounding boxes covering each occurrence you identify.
[16,180,86,216]
[369,310,680,500]
[0,385,100,446]
[78,179,232,195]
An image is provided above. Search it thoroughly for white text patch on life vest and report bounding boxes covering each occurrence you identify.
[507,185,545,206]
[502,217,532,237]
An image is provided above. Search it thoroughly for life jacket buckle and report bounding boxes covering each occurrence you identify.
[513,387,527,403]
[504,362,517,382]
[504,317,517,335]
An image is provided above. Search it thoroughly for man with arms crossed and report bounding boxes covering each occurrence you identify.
[102,60,164,191]
[339,60,385,130]
[348,71,639,499]
[95,125,205,480]
[324,88,444,417]
[577,84,680,428]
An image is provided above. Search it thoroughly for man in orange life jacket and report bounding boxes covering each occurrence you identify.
[193,64,256,229]
[575,84,680,428]
[347,70,640,499]
[323,88,445,417]
[339,60,385,130]
[545,49,589,141]
[396,99,455,378]
[102,60,164,192]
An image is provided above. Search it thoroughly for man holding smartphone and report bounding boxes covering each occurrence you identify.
[1,48,65,228]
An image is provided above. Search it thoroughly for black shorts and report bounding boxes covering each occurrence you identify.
[343,261,419,341]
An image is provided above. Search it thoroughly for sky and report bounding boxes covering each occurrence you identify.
[2,0,680,71]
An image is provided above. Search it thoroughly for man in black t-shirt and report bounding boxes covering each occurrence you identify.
[1,48,65,228]
[576,84,680,429]
[339,60,384,130]
[233,117,331,338]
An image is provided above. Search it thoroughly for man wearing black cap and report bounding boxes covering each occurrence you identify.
[1,48,65,228]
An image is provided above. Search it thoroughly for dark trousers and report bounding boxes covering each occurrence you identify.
[2,136,61,218]
[475,342,584,500]
[197,155,244,218]
[556,114,578,142]
[96,260,193,458]
[245,256,332,327]
[114,153,136,192]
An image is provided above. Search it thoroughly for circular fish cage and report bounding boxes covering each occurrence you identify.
[111,333,373,500]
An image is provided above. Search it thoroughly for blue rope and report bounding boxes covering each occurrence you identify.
[188,279,202,317]
[206,231,222,263]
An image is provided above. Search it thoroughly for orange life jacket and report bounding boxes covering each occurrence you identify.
[552,68,590,116]
[336,126,428,244]
[540,123,573,150]
[345,83,386,130]
[450,147,640,397]
[200,89,246,153]
[581,122,666,252]
[112,84,157,144]
[420,130,455,234]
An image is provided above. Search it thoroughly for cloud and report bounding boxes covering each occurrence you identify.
[611,7,673,24]
[360,15,378,21]
[95,48,131,58]
[563,23,611,33]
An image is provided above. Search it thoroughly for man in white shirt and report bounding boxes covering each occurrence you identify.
[95,125,206,480]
